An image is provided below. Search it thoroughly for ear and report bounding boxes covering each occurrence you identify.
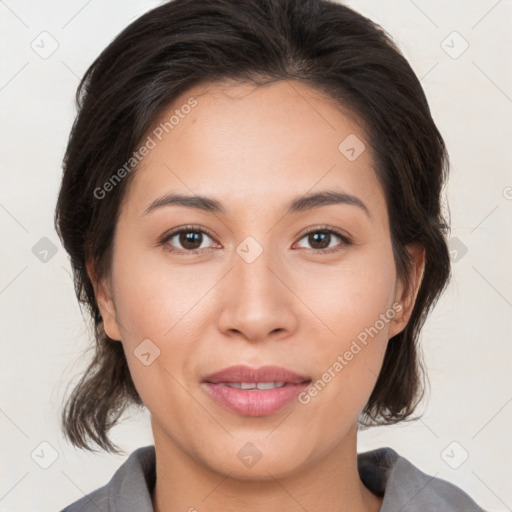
[85,260,123,341]
[388,243,426,338]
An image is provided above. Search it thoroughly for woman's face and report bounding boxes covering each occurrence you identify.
[92,79,422,479]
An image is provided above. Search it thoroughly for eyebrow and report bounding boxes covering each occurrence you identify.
[143,190,371,218]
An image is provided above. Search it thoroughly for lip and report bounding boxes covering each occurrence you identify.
[201,365,311,416]
[202,364,310,384]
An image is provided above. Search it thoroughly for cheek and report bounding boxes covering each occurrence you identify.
[109,263,199,417]
[295,242,397,343]
[110,244,210,341]
[105,248,198,392]
[292,244,397,404]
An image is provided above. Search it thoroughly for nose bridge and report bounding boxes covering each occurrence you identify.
[217,233,296,340]
[234,234,281,305]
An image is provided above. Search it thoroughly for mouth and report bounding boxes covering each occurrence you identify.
[201,365,312,416]
[210,381,301,390]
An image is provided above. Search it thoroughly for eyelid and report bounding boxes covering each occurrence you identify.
[295,224,351,243]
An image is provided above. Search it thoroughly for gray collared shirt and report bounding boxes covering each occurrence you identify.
[58,445,486,511]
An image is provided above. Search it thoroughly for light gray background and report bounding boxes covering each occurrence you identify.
[0,1,511,511]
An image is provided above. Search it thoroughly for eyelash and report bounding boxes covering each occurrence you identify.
[159,224,352,255]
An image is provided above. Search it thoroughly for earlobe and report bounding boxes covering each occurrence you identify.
[85,260,122,341]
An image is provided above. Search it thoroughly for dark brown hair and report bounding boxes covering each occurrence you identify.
[55,0,451,454]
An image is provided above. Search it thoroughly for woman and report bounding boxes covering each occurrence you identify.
[55,0,486,510]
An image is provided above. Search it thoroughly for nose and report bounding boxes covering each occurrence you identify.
[217,241,298,344]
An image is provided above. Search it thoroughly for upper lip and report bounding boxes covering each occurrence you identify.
[203,365,311,384]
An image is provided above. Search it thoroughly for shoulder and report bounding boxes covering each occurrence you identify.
[358,446,487,512]
[57,445,156,512]
[58,485,109,512]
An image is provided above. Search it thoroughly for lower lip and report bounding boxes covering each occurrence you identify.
[202,382,311,416]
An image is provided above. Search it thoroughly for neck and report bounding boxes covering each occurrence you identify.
[151,421,383,512]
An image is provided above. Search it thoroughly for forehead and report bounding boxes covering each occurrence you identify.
[121,79,386,222]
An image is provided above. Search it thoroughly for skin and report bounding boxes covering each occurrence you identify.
[88,79,425,512]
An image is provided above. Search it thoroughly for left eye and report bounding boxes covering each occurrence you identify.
[161,226,350,253]
[295,228,349,252]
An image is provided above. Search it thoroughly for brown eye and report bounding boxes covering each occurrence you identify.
[178,230,203,250]
[307,232,332,250]
[295,228,351,253]
[162,227,216,253]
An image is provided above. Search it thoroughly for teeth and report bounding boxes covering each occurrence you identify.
[220,382,287,390]
[255,382,286,390]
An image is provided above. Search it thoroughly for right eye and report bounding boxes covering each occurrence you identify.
[160,225,218,253]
